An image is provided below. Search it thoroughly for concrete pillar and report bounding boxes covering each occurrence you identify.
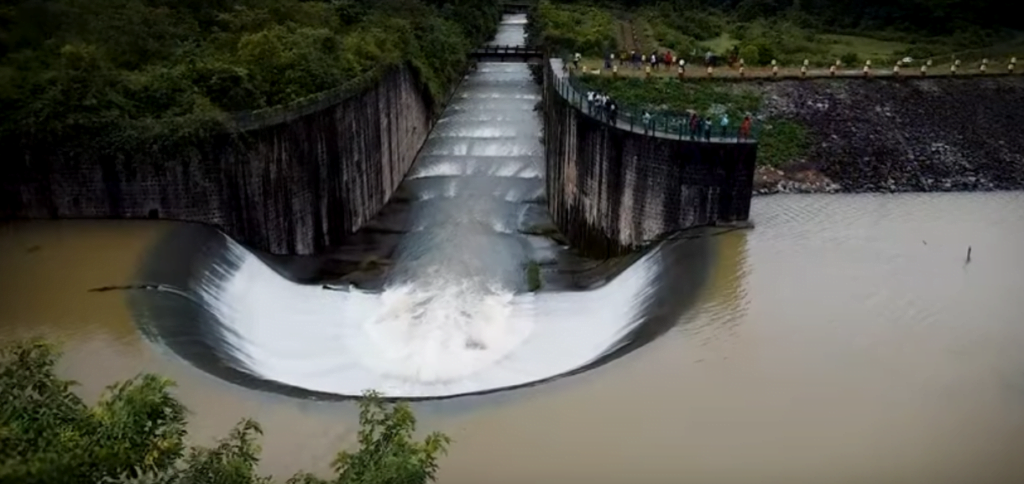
[707,65,713,77]
[645,64,651,78]
[981,58,987,73]
[829,64,836,76]
[863,59,871,77]
[1009,57,1016,73]
[801,59,808,77]
[771,59,778,77]
[613,64,618,77]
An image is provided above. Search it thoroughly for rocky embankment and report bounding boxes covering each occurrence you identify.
[754,77,1024,194]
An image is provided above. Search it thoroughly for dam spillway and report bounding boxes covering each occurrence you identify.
[129,14,710,399]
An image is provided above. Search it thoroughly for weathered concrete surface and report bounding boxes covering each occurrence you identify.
[757,77,1024,194]
[544,62,757,258]
[0,66,432,255]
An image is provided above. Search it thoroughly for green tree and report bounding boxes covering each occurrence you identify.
[0,339,452,484]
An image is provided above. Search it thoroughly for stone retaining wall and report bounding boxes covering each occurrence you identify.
[544,60,757,258]
[0,65,433,255]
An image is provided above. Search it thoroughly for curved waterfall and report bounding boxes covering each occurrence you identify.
[129,14,715,400]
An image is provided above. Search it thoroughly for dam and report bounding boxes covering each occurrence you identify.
[3,12,1024,484]
[118,13,710,400]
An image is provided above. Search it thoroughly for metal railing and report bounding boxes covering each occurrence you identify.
[549,59,759,142]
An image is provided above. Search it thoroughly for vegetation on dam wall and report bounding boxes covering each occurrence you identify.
[0,0,500,151]
[0,0,501,255]
[0,339,451,484]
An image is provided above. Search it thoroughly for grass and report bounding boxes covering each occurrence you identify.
[576,74,762,119]
[820,35,910,58]
[526,261,542,292]
[573,70,813,167]
[756,119,810,168]
[700,33,740,55]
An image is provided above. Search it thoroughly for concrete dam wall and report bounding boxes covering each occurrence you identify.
[543,61,757,258]
[0,65,431,255]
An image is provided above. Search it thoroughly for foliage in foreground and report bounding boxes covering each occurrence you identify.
[0,340,450,484]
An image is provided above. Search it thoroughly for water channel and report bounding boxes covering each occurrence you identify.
[2,13,1024,483]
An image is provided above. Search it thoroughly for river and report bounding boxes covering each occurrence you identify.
[2,192,1024,482]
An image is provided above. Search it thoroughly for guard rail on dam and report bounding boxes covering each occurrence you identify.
[544,58,757,258]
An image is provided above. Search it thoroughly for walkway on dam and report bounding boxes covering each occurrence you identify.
[550,58,758,144]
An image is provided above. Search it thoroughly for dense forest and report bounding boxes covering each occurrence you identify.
[532,0,1020,64]
[0,0,499,147]
[544,0,1015,33]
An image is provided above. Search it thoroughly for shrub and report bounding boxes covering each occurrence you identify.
[0,339,451,484]
[739,45,759,65]
[839,52,860,66]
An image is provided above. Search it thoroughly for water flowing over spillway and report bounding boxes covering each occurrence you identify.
[130,14,712,399]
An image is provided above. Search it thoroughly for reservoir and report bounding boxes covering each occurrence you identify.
[2,191,1023,483]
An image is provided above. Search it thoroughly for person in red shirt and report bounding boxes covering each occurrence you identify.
[739,115,752,140]
[664,51,673,66]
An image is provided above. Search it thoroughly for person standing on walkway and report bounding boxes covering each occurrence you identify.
[632,50,639,69]
[664,51,673,68]
[719,113,730,138]
[703,117,712,141]
[689,112,699,140]
[650,50,659,70]
[739,115,752,140]
[642,111,652,133]
[573,52,581,70]
[607,99,618,125]
[605,52,612,69]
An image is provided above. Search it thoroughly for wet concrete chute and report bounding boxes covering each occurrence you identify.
[125,13,712,400]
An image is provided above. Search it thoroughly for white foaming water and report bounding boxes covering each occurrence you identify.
[408,156,541,179]
[189,20,653,398]
[196,237,662,397]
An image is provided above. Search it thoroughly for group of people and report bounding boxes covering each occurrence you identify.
[638,110,754,141]
[585,90,619,125]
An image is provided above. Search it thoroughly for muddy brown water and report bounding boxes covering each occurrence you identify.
[2,192,1024,483]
